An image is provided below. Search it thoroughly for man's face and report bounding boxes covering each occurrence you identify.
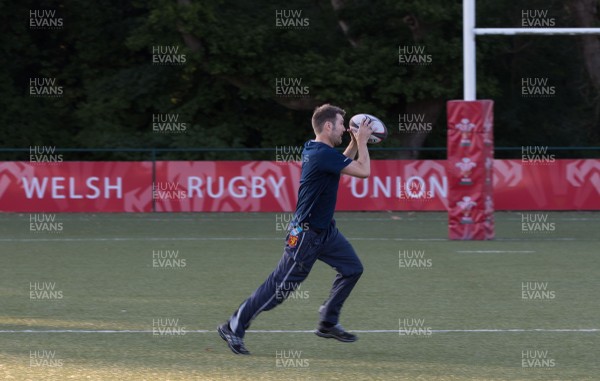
[329,114,345,146]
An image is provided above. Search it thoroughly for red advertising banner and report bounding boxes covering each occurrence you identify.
[153,161,303,212]
[447,100,495,240]
[0,160,598,212]
[494,159,600,210]
[0,161,153,212]
[153,160,447,212]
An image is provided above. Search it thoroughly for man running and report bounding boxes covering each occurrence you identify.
[218,104,372,355]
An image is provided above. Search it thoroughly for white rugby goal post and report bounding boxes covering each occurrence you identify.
[447,1,600,240]
[462,0,600,100]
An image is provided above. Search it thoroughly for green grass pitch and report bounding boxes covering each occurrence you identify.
[0,211,599,380]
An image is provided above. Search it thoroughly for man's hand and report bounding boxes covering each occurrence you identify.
[357,117,374,144]
[343,123,358,159]
[341,117,373,178]
[350,117,373,145]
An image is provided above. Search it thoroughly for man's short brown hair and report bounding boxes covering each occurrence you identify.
[311,104,345,134]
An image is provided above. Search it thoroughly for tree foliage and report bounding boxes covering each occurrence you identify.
[1,0,598,160]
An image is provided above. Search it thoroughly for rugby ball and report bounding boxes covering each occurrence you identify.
[349,114,388,144]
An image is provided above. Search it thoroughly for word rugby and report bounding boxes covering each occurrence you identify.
[188,176,285,198]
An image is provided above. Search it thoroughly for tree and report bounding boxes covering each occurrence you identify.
[1,0,597,160]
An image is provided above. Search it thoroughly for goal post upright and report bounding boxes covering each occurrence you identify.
[463,1,600,100]
[448,1,600,240]
[463,0,476,101]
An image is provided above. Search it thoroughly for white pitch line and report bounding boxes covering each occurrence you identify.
[0,237,445,242]
[0,329,597,334]
[496,238,578,241]
[0,237,281,242]
[4,217,600,222]
[0,237,594,242]
[456,250,536,253]
[240,329,600,333]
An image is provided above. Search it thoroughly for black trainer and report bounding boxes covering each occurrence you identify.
[217,323,250,355]
[315,323,358,343]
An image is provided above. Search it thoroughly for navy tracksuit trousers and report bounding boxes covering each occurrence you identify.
[229,220,363,337]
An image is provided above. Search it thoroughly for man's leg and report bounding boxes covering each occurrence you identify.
[220,229,321,354]
[228,251,308,337]
[316,227,363,337]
